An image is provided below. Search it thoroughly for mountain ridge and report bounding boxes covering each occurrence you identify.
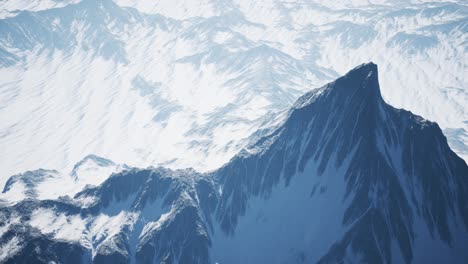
[0,63,467,263]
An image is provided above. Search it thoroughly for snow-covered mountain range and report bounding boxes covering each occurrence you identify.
[0,1,467,262]
[1,63,466,263]
[0,0,466,189]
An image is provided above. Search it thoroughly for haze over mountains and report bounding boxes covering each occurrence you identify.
[0,0,466,189]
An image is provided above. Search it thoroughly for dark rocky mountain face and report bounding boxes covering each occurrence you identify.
[0,63,467,263]
[213,63,468,263]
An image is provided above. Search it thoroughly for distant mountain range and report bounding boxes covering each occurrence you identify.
[0,0,466,189]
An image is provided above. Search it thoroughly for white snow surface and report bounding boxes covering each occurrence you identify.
[0,236,21,262]
[0,0,79,18]
[29,208,87,242]
[0,0,466,193]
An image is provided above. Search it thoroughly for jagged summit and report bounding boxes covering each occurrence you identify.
[336,61,381,98]
[347,61,378,77]
[292,62,381,112]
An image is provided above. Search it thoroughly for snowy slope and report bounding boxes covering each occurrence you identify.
[1,154,128,204]
[0,63,466,263]
[0,0,466,191]
[0,0,79,19]
[0,0,333,189]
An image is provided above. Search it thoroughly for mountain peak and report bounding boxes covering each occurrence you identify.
[347,62,378,83]
[334,61,381,98]
[351,61,377,74]
[293,62,382,112]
